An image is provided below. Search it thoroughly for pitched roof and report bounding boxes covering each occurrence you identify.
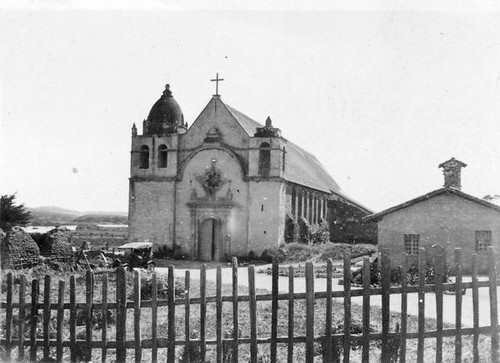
[224,102,369,211]
[364,187,500,222]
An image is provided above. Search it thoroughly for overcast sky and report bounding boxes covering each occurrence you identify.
[1,1,500,213]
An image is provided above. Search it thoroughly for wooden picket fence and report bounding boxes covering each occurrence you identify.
[1,247,499,362]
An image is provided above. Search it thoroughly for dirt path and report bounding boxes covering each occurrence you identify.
[155,263,499,328]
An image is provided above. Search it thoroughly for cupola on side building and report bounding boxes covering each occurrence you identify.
[129,81,371,261]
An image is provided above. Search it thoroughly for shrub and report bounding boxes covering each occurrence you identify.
[128,274,185,300]
[351,259,450,287]
[260,248,286,263]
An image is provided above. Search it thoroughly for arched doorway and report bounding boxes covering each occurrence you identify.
[199,218,221,261]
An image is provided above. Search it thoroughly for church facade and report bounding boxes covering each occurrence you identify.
[128,82,368,261]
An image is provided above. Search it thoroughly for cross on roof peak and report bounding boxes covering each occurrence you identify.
[211,73,224,96]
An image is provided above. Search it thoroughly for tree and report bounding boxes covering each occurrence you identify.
[0,194,31,231]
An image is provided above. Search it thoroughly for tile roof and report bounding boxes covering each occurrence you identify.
[224,102,363,204]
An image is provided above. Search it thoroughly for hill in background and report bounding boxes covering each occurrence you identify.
[73,214,128,225]
[28,206,127,226]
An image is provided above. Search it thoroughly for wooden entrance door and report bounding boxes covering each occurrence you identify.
[199,218,219,261]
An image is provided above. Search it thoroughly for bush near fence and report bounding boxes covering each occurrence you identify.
[1,247,499,362]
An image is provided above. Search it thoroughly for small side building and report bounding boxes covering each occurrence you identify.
[365,158,500,272]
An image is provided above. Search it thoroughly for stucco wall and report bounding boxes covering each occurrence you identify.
[377,193,500,271]
[180,98,250,151]
[176,148,249,257]
[128,181,175,246]
[247,180,285,253]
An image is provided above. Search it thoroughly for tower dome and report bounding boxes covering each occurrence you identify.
[143,84,186,135]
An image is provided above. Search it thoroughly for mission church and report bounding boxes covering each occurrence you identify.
[128,77,370,261]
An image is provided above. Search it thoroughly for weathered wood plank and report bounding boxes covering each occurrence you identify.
[362,256,371,363]
[116,268,127,362]
[85,270,94,361]
[271,258,278,362]
[287,265,294,363]
[434,247,444,363]
[200,264,207,362]
[167,265,176,363]
[472,254,479,363]
[43,275,51,360]
[134,271,142,363]
[184,271,190,363]
[232,257,239,363]
[381,249,391,362]
[400,253,408,363]
[101,274,108,363]
[455,248,463,363]
[216,266,223,363]
[18,274,26,361]
[489,247,499,363]
[56,280,65,362]
[305,262,314,363]
[325,259,333,363]
[248,265,257,363]
[30,279,39,362]
[5,272,13,360]
[343,253,352,363]
[417,248,425,363]
[70,275,77,362]
[151,273,158,363]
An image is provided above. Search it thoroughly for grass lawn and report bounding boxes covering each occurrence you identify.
[1,266,496,362]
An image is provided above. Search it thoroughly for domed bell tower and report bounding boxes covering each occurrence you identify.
[130,84,186,179]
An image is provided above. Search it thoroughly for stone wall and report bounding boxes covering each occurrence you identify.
[1,227,41,269]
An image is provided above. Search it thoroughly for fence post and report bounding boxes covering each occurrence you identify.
[18,274,26,361]
[70,276,77,362]
[325,259,333,363]
[43,275,52,360]
[101,274,108,363]
[134,271,142,363]
[489,247,499,363]
[85,270,94,361]
[248,265,257,363]
[271,258,279,362]
[116,267,127,362]
[455,248,463,363]
[343,253,352,363]
[305,262,315,363]
[232,257,239,363]
[167,265,176,363]
[184,270,190,363]
[288,265,295,363]
[200,264,207,362]
[30,279,39,362]
[151,273,158,363]
[216,266,223,363]
[416,248,426,363]
[471,254,480,363]
[400,253,408,363]
[362,256,371,362]
[434,245,445,363]
[380,249,391,362]
[56,280,65,362]
[5,272,13,360]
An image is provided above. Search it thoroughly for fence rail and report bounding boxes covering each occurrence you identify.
[1,247,499,362]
